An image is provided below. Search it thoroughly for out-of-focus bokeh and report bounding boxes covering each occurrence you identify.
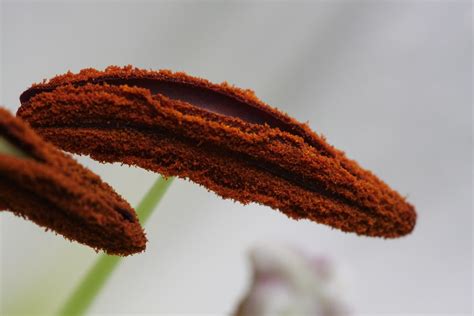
[235,244,348,316]
[1,1,472,315]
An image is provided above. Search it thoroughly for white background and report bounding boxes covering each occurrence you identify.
[1,1,472,315]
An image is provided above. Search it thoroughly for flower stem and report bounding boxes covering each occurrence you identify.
[57,176,174,316]
[0,136,29,158]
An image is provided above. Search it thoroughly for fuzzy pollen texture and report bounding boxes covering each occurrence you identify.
[18,65,416,238]
[0,107,146,255]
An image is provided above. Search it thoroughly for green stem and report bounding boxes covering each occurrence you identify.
[0,136,29,158]
[57,176,174,316]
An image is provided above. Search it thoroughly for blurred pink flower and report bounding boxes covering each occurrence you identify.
[235,245,349,316]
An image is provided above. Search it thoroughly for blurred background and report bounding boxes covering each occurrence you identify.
[1,1,472,315]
